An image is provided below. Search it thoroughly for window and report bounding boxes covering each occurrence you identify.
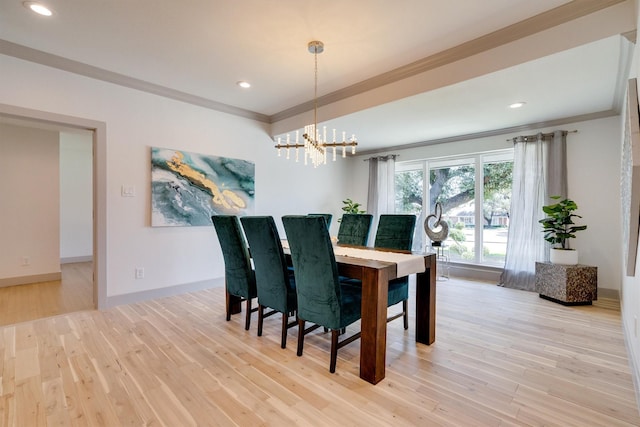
[395,150,513,266]
[429,159,476,262]
[481,154,513,265]
[395,164,424,251]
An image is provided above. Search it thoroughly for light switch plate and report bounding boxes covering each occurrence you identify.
[121,185,135,197]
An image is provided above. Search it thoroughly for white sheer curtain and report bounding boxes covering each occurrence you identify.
[367,155,396,242]
[500,131,567,291]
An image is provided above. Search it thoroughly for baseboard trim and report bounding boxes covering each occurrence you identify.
[449,263,502,283]
[447,264,622,302]
[104,277,225,309]
[0,271,62,288]
[61,256,93,264]
[598,287,620,300]
[622,317,640,417]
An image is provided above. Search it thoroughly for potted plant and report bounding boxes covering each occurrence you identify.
[539,196,587,265]
[339,198,366,221]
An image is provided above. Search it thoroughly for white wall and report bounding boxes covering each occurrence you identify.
[60,131,93,261]
[0,123,60,279]
[0,54,352,302]
[350,115,623,293]
[620,0,640,404]
[567,117,622,291]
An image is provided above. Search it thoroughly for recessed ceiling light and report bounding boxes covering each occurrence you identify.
[237,81,251,89]
[23,1,53,16]
[509,102,526,109]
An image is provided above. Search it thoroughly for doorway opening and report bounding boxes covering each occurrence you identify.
[0,103,106,320]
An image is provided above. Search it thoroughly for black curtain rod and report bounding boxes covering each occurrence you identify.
[506,129,578,142]
[363,154,399,162]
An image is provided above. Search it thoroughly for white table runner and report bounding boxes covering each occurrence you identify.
[282,240,425,277]
[333,246,425,277]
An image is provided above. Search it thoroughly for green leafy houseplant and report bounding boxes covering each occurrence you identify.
[341,198,366,215]
[539,196,587,250]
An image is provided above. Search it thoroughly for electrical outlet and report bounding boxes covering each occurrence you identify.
[135,267,144,279]
[21,256,30,266]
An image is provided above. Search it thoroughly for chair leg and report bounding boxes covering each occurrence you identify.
[245,298,252,330]
[281,313,288,349]
[403,299,409,330]
[330,330,339,373]
[297,319,305,356]
[257,305,264,336]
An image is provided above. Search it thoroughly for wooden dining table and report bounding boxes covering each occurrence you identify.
[229,244,437,384]
[332,247,436,384]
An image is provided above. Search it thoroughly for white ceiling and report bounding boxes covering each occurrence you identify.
[0,0,635,153]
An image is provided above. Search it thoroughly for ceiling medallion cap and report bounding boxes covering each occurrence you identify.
[308,40,324,54]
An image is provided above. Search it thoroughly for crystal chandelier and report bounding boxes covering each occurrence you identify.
[275,41,357,167]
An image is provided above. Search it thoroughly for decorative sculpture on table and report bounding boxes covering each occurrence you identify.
[424,202,449,246]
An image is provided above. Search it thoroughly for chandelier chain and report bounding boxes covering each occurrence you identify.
[314,44,318,137]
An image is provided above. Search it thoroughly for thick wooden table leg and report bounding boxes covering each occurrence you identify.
[416,254,436,344]
[359,267,389,384]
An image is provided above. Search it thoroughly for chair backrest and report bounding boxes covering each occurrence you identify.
[211,215,256,299]
[337,214,373,246]
[240,216,293,313]
[282,215,342,329]
[308,213,332,229]
[374,214,417,251]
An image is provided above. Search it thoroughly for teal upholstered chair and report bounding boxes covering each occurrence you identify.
[240,216,297,348]
[308,213,332,229]
[211,215,257,330]
[374,214,417,329]
[282,215,362,373]
[337,214,373,246]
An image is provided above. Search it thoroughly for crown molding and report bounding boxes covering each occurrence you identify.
[622,29,637,43]
[270,0,627,123]
[0,39,270,123]
[356,109,619,156]
[0,0,626,126]
[613,34,637,113]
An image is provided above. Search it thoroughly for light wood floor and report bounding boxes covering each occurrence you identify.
[0,273,638,426]
[0,262,94,327]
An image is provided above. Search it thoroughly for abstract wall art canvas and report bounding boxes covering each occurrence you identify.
[151,147,255,226]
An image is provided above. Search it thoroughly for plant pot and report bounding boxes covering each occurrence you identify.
[550,248,578,265]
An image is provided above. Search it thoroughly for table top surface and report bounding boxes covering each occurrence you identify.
[281,240,433,275]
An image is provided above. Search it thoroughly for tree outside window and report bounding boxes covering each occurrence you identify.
[395,152,512,266]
